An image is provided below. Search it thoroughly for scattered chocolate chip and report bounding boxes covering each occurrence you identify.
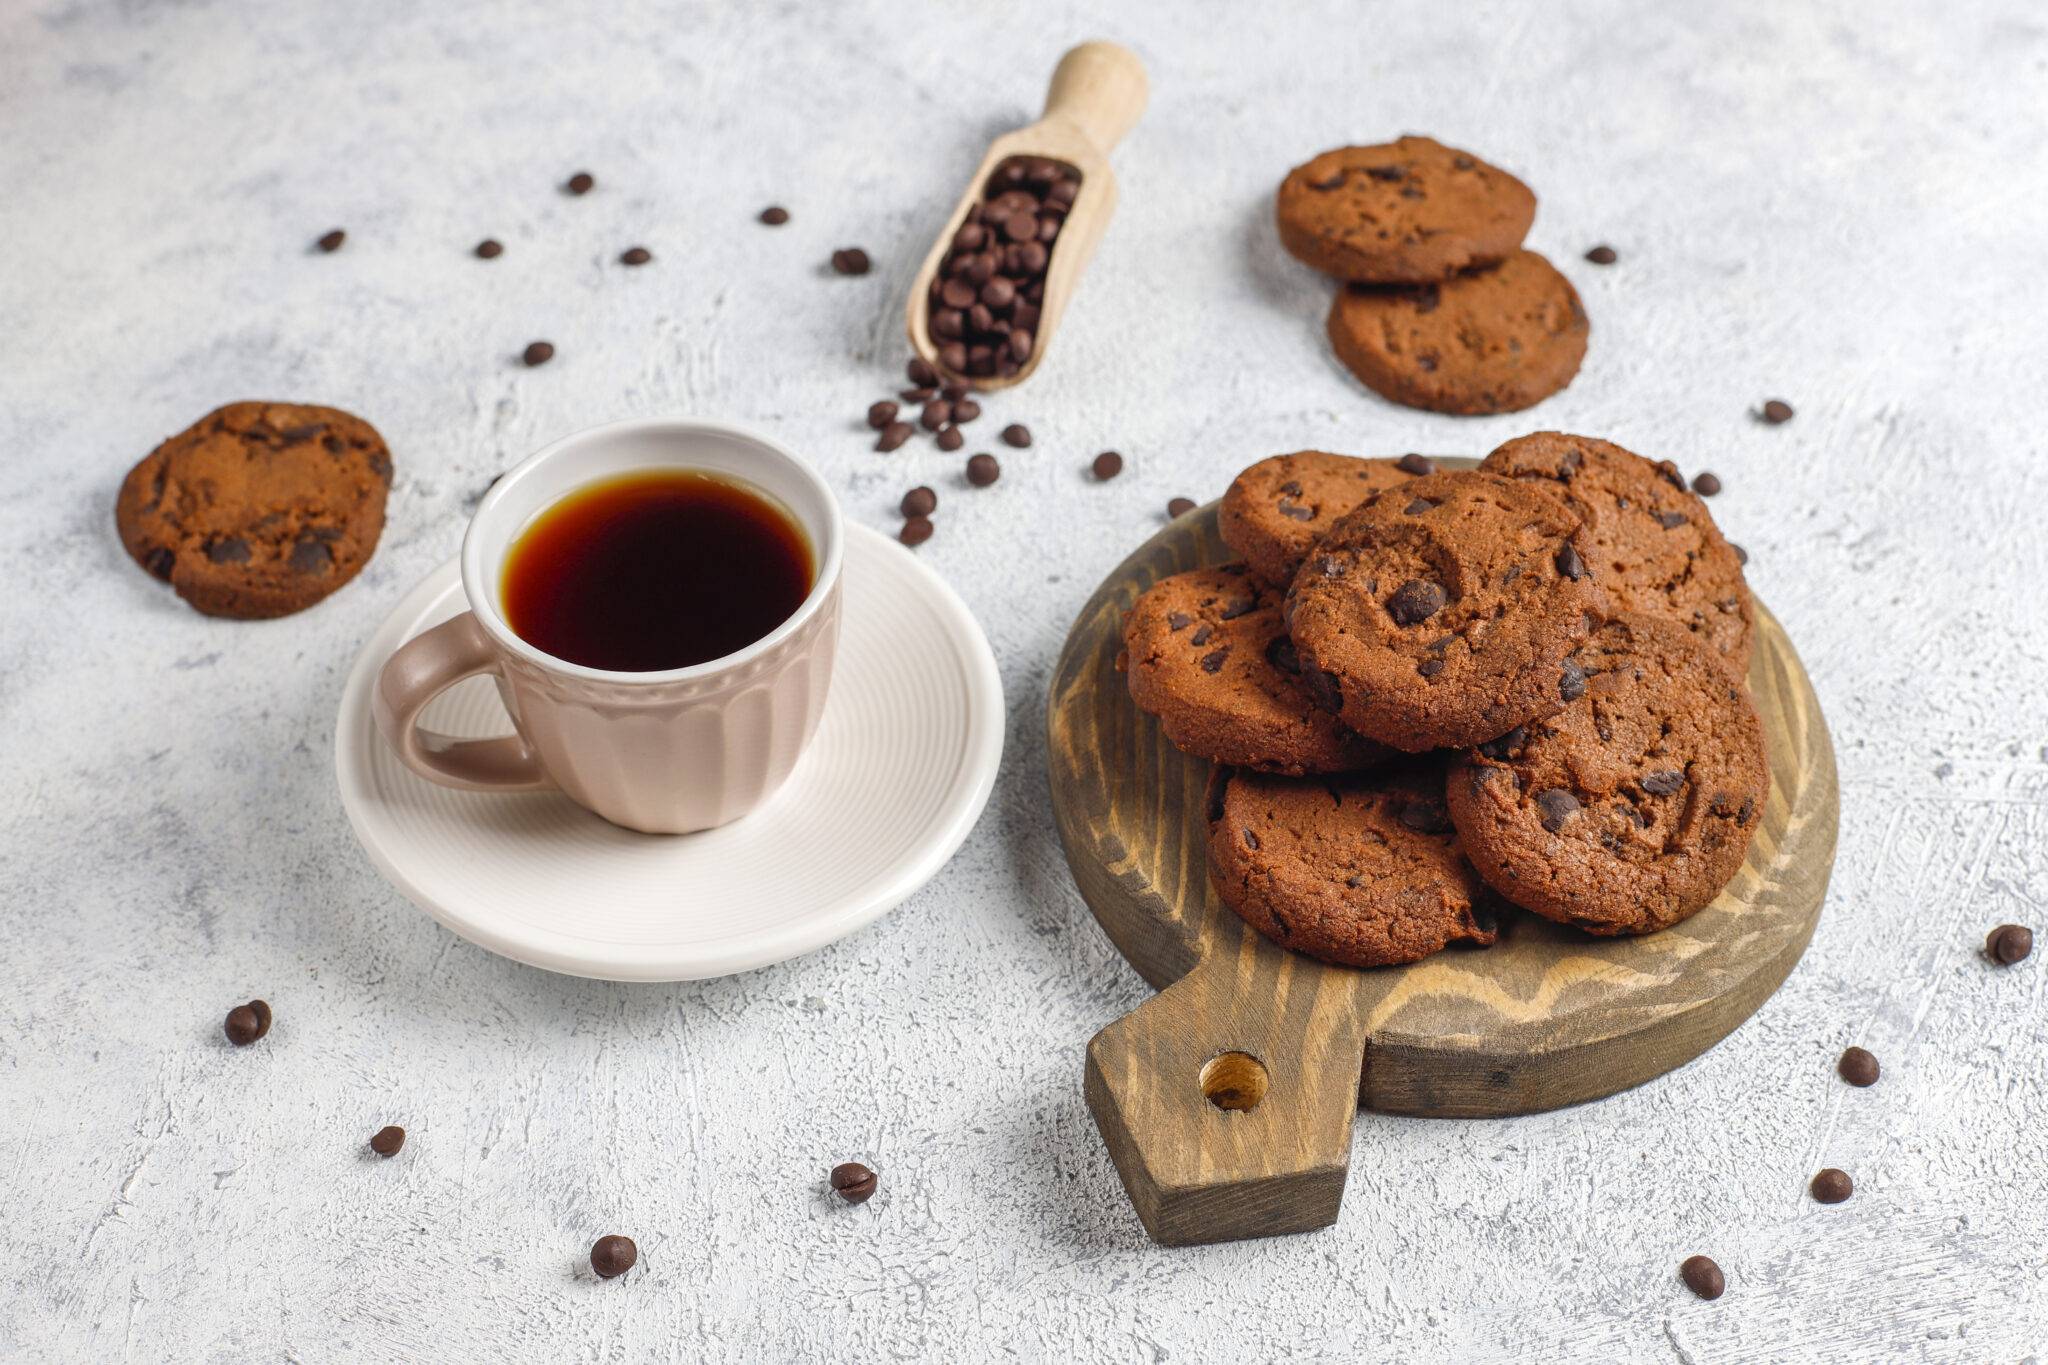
[565,171,595,195]
[1810,1168,1853,1204]
[619,246,652,266]
[1534,788,1580,833]
[1189,624,1213,646]
[590,1234,637,1277]
[1692,471,1722,496]
[1731,542,1749,566]
[1478,726,1526,759]
[1417,657,1444,678]
[475,239,503,259]
[1760,399,1795,424]
[369,1125,406,1157]
[966,453,1001,486]
[867,400,899,430]
[901,486,937,518]
[830,248,871,276]
[1399,799,1451,834]
[1264,636,1299,673]
[1837,1046,1880,1087]
[223,999,271,1046]
[830,1162,877,1204]
[1584,245,1618,265]
[1987,924,2034,965]
[1403,497,1434,516]
[1092,451,1123,480]
[1241,826,1260,849]
[143,546,174,580]
[1641,769,1685,796]
[289,538,334,574]
[206,537,251,564]
[759,206,790,225]
[1218,599,1254,621]
[1169,612,1194,632]
[875,421,913,453]
[1555,543,1587,580]
[1559,659,1587,702]
[1680,1255,1725,1300]
[1167,497,1196,518]
[1658,511,1688,530]
[522,340,555,367]
[1386,579,1446,626]
[899,516,933,547]
[1001,424,1032,448]
[1395,453,1436,476]
[1199,649,1229,674]
[315,229,345,253]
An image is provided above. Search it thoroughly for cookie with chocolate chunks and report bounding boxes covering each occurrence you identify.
[1481,432,1753,671]
[1276,137,1536,284]
[116,402,392,618]
[1218,451,1422,589]
[1326,250,1589,415]
[1206,762,1501,968]
[1285,470,1607,752]
[1446,613,1769,936]
[1123,566,1387,775]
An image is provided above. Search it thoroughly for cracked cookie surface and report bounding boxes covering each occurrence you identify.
[1325,250,1588,415]
[1446,612,1769,936]
[1480,431,1753,671]
[116,401,392,618]
[1206,762,1501,968]
[1284,470,1607,752]
[1218,451,1425,590]
[1123,565,1386,774]
[1276,136,1536,283]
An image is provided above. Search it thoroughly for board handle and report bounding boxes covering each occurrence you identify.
[1084,924,1371,1245]
[1041,41,1148,154]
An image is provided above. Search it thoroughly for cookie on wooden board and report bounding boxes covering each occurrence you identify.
[1325,250,1588,415]
[1446,613,1769,936]
[1284,470,1608,753]
[1123,566,1386,775]
[1205,762,1501,968]
[1217,451,1425,590]
[1276,136,1536,284]
[1480,432,1753,671]
[116,402,392,619]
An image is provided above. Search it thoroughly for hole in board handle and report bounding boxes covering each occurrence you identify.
[1199,1051,1269,1113]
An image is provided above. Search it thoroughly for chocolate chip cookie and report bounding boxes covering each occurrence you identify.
[1446,613,1769,936]
[117,402,392,618]
[1206,762,1501,968]
[1276,137,1536,284]
[1218,451,1423,590]
[1124,566,1387,774]
[1284,470,1607,752]
[1326,250,1589,415]
[1480,432,1753,670]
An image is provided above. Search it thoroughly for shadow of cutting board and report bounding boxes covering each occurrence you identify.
[1046,462,1838,1246]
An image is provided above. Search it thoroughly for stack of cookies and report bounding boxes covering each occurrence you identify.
[1274,137,1587,415]
[1120,436,1767,969]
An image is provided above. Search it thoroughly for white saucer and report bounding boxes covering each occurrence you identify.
[334,524,1004,981]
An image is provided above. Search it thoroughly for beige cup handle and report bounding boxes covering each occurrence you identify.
[372,611,554,792]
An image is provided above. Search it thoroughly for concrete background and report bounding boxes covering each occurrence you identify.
[3,0,2044,1359]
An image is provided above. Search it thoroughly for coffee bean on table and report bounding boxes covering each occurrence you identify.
[619,247,652,266]
[759,206,790,225]
[590,1234,637,1278]
[901,486,937,518]
[1810,1168,1853,1204]
[1001,424,1032,448]
[315,229,346,253]
[940,381,971,401]
[1168,497,1196,518]
[523,341,555,367]
[1584,245,1618,265]
[565,171,595,195]
[1692,471,1722,496]
[475,239,503,259]
[966,453,1001,487]
[1987,923,2033,964]
[920,399,952,431]
[907,357,939,387]
[899,516,933,547]
[1679,1255,1725,1300]
[900,387,935,402]
[830,248,871,276]
[935,427,964,452]
[1092,451,1123,480]
[1760,399,1795,424]
[950,399,981,424]
[867,400,899,430]
[1395,453,1436,476]
[830,1161,878,1204]
[223,999,272,1046]
[369,1125,406,1157]
[1837,1046,1880,1087]
[875,421,914,453]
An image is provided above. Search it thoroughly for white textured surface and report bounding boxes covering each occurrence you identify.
[3,1,2045,1359]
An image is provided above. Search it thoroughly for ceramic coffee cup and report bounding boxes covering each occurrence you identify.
[372,418,843,834]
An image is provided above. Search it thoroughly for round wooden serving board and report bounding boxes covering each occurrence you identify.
[1048,461,1839,1246]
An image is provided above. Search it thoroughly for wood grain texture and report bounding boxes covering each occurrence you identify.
[1050,466,1839,1245]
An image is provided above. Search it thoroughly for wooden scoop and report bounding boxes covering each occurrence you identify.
[905,41,1148,390]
